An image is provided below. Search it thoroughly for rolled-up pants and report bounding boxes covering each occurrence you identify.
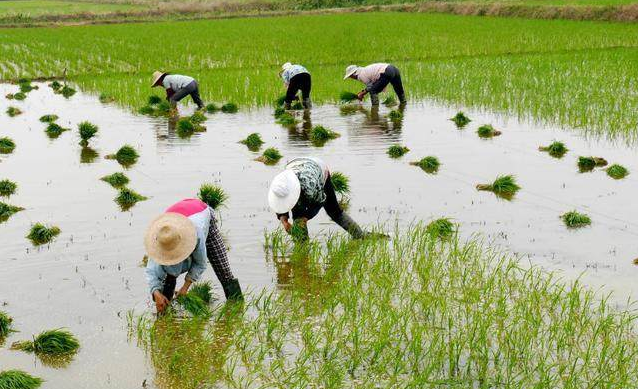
[170,80,204,109]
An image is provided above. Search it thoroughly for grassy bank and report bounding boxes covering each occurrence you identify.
[130,224,638,388]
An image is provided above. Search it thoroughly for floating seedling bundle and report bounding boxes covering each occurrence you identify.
[561,211,591,228]
[476,175,520,200]
[198,183,228,210]
[539,141,568,158]
[12,328,79,356]
[6,107,22,117]
[578,156,607,172]
[426,218,456,240]
[477,124,501,138]
[0,311,13,338]
[100,172,129,189]
[190,111,207,124]
[148,95,162,105]
[45,123,70,139]
[340,91,358,103]
[276,112,297,127]
[18,78,37,93]
[410,156,440,174]
[450,111,471,128]
[39,114,58,123]
[0,137,16,154]
[256,147,282,165]
[239,133,264,151]
[106,145,139,168]
[0,179,17,197]
[49,80,62,91]
[0,202,24,223]
[388,110,403,122]
[606,164,629,179]
[330,172,350,195]
[99,93,115,104]
[27,223,61,245]
[221,103,238,113]
[58,85,76,98]
[309,125,340,146]
[0,370,43,389]
[12,92,26,101]
[387,144,410,158]
[383,95,397,107]
[115,188,148,211]
[78,121,98,146]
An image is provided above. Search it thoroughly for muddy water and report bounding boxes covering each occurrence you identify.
[0,83,637,388]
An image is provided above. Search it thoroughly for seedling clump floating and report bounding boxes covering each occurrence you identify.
[340,91,358,103]
[330,172,350,195]
[411,156,440,174]
[578,156,607,172]
[100,172,129,189]
[148,95,162,105]
[387,144,409,158]
[0,311,14,338]
[561,210,591,228]
[0,137,16,154]
[190,282,213,304]
[6,107,22,117]
[78,121,98,146]
[99,93,114,103]
[0,202,24,223]
[198,183,228,210]
[426,218,456,240]
[388,109,402,122]
[45,123,70,139]
[240,133,264,151]
[27,223,61,245]
[276,112,297,127]
[60,85,76,98]
[477,124,501,138]
[205,103,218,113]
[383,95,397,107]
[12,329,79,356]
[106,145,139,168]
[190,111,207,124]
[115,188,148,211]
[0,370,43,389]
[39,114,58,123]
[0,179,17,197]
[450,111,471,127]
[221,102,238,113]
[49,81,62,91]
[12,92,26,101]
[140,96,171,116]
[606,164,629,179]
[273,106,286,118]
[539,141,568,158]
[309,125,340,146]
[476,175,520,199]
[256,147,282,165]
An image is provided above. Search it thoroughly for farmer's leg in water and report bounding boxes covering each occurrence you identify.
[170,80,203,109]
[189,81,204,110]
[299,73,312,109]
[385,65,406,104]
[323,174,365,239]
[285,74,303,109]
[206,214,243,300]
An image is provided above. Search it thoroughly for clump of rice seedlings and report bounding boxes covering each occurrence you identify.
[383,95,397,107]
[78,121,98,146]
[49,80,62,91]
[256,147,282,165]
[190,111,207,124]
[387,144,409,158]
[330,172,350,195]
[45,123,70,139]
[276,112,298,127]
[578,156,608,172]
[426,218,456,240]
[221,103,238,113]
[12,92,26,101]
[138,105,155,115]
[274,106,286,118]
[0,202,23,223]
[410,156,440,174]
[606,164,629,179]
[388,110,403,122]
[309,125,340,146]
[0,311,14,338]
[340,91,358,103]
[26,223,61,245]
[476,175,520,199]
[239,133,264,151]
[0,180,17,197]
[99,93,114,104]
[60,85,76,98]
[205,103,218,113]
[198,183,228,210]
[539,141,568,158]
[6,107,22,117]
[100,172,129,189]
[140,96,172,116]
[176,117,195,138]
[176,293,210,317]
[106,145,139,168]
[290,219,309,242]
[0,370,43,389]
[39,114,58,123]
[80,146,98,164]
[275,95,287,106]
[477,124,501,138]
[190,282,213,304]
[0,137,16,154]
[148,95,163,105]
[12,329,79,356]
[561,210,591,228]
[157,101,171,113]
[115,188,148,211]
[290,100,304,110]
[450,111,471,128]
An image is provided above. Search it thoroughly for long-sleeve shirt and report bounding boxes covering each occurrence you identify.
[276,157,330,220]
[145,199,211,295]
[355,63,389,88]
[281,65,309,85]
[162,74,195,91]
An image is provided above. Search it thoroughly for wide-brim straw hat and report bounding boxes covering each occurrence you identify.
[144,212,197,266]
[151,71,166,87]
[268,170,301,214]
[343,65,359,80]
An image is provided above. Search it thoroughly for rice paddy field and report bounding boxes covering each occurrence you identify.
[0,0,144,16]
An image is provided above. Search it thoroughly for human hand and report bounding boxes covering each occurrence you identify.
[175,284,190,298]
[357,91,366,101]
[153,291,170,314]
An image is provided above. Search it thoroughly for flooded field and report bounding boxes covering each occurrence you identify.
[1,83,637,388]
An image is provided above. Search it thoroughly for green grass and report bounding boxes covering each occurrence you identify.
[578,156,608,172]
[606,163,629,179]
[0,311,13,338]
[0,137,15,154]
[45,122,69,139]
[387,144,409,158]
[99,93,115,103]
[26,223,60,245]
[6,107,22,117]
[477,124,502,138]
[115,187,148,211]
[198,183,228,210]
[330,171,350,195]
[539,140,568,158]
[0,179,17,197]
[477,174,520,199]
[106,145,139,168]
[256,147,282,165]
[239,133,264,151]
[77,121,98,145]
[38,114,58,123]
[411,156,440,174]
[100,172,129,189]
[0,370,43,389]
[0,202,24,223]
[12,329,79,356]
[309,125,340,146]
[561,210,592,228]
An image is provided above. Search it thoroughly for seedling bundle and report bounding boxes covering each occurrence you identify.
[477,124,501,138]
[383,95,397,107]
[190,281,213,304]
[561,211,591,228]
[0,311,13,338]
[45,123,70,139]
[0,180,17,197]
[0,370,43,389]
[340,91,358,103]
[205,103,219,113]
[12,328,79,356]
[99,93,115,103]
[240,133,264,151]
[539,141,568,158]
[387,145,409,158]
[0,137,15,154]
[27,223,61,245]
[426,218,456,240]
[115,188,148,210]
[176,292,211,317]
[0,202,24,223]
[139,95,171,116]
[476,175,520,200]
[577,156,607,172]
[12,92,26,101]
[100,172,129,188]
[39,114,58,123]
[6,107,22,117]
[198,183,228,210]
[388,110,403,122]
[106,145,139,168]
[450,111,471,128]
[606,164,629,179]
[410,156,440,174]
[309,125,340,146]
[221,102,238,113]
[256,147,282,165]
[330,172,350,195]
[78,121,98,146]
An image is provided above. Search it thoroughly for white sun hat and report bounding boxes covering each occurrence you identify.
[343,65,359,80]
[144,212,197,266]
[268,169,301,214]
[151,71,165,88]
[282,62,293,71]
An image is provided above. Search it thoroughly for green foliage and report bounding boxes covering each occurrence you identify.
[107,145,139,168]
[606,164,629,179]
[330,171,350,195]
[221,102,238,113]
[99,93,114,103]
[77,121,98,144]
[539,140,568,158]
[12,329,79,356]
[176,117,195,138]
[426,218,456,240]
[115,187,148,211]
[198,183,228,210]
[39,114,58,123]
[309,125,340,146]
[100,172,129,188]
[45,123,69,139]
[477,174,521,199]
[411,156,440,173]
[340,91,358,103]
[257,147,282,165]
[0,202,24,223]
[148,95,162,105]
[561,211,592,228]
[0,370,43,389]
[578,156,608,172]
[176,293,210,317]
[0,311,13,338]
[26,223,61,245]
[450,111,471,127]
[0,180,17,197]
[0,137,15,154]
[190,282,213,304]
[6,107,22,117]
[477,124,501,138]
[240,133,264,151]
[387,144,409,158]
[205,103,219,113]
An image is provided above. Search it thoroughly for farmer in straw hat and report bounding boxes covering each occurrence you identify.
[279,62,312,109]
[151,71,204,111]
[343,63,406,106]
[268,157,366,240]
[145,199,242,314]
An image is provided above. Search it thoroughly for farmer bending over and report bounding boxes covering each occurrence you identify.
[151,71,204,111]
[280,62,312,109]
[268,157,365,240]
[343,63,406,106]
[144,198,242,314]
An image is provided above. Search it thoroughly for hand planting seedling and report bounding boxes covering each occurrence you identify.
[190,282,213,304]
[0,311,14,338]
[426,218,456,240]
[39,114,58,123]
[606,164,629,179]
[340,91,358,103]
[477,124,501,138]
[115,187,148,211]
[100,172,129,189]
[105,145,139,168]
[387,144,409,158]
[578,156,607,172]
[12,92,26,101]
[0,137,16,154]
[198,183,228,210]
[539,140,568,158]
[27,223,61,245]
[221,102,238,113]
[383,95,397,107]
[12,328,79,356]
[330,171,350,195]
[256,147,282,165]
[0,202,24,223]
[476,175,520,200]
[240,133,264,151]
[175,292,211,317]
[45,123,70,139]
[309,125,340,146]
[290,218,309,242]
[6,107,22,117]
[450,111,471,127]
[561,210,591,228]
[0,370,43,389]
[99,93,115,103]
[0,179,17,197]
[205,103,219,113]
[80,146,98,164]
[78,121,98,146]
[410,156,440,174]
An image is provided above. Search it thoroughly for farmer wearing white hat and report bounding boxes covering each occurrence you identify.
[279,63,312,109]
[343,63,406,106]
[151,71,204,111]
[269,157,365,240]
[144,199,242,314]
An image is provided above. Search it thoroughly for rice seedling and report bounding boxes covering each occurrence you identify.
[450,111,471,127]
[59,85,76,98]
[309,125,340,146]
[578,156,608,172]
[105,145,139,168]
[39,114,58,123]
[426,218,456,240]
[100,172,129,188]
[340,91,358,103]
[0,370,43,389]
[290,219,309,242]
[255,147,282,165]
[205,103,219,113]
[273,106,286,118]
[19,84,35,94]
[383,95,397,107]
[77,121,98,146]
[0,180,17,197]
[330,171,350,195]
[388,109,402,122]
[12,329,79,356]
[190,111,207,124]
[48,81,61,91]
[175,293,210,317]
[12,92,26,101]
[410,156,440,173]
[539,140,568,158]
[477,124,502,138]
[80,146,98,164]
[99,93,115,103]
[276,112,297,127]
[6,107,22,117]
[190,282,213,304]
[148,95,163,105]
[138,105,155,115]
[221,103,238,113]
[0,202,24,223]
[0,311,14,338]
[239,133,264,151]
[176,117,195,138]
[476,174,521,199]
[115,187,148,211]
[0,137,16,154]
[157,101,171,113]
[387,144,409,158]
[606,164,629,179]
[198,183,228,210]
[26,223,61,245]
[561,210,592,228]
[45,123,70,139]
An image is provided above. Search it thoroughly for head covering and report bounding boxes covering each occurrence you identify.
[151,71,166,88]
[282,62,293,71]
[268,169,301,214]
[343,65,359,80]
[144,212,197,266]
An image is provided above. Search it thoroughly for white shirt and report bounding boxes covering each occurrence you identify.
[162,74,194,90]
[355,63,389,85]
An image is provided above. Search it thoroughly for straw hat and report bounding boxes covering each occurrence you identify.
[343,65,359,80]
[151,71,166,88]
[268,170,301,214]
[144,212,197,266]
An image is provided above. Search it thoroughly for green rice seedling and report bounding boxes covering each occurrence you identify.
[578,156,608,172]
[157,101,171,114]
[426,218,456,240]
[138,105,155,115]
[383,95,397,107]
[198,183,228,210]
[340,91,358,103]
[176,117,195,138]
[60,85,76,98]
[239,133,264,151]
[539,140,568,158]
[410,156,440,174]
[561,210,591,228]
[0,311,14,338]
[78,121,98,145]
[26,223,61,245]
[477,124,502,138]
[274,106,286,118]
[100,172,129,188]
[45,123,70,139]
[80,147,98,164]
[290,219,309,242]
[0,202,24,223]
[606,164,629,179]
[12,92,26,101]
[12,329,79,356]
[115,188,148,211]
[387,144,409,158]
[190,111,207,124]
[176,293,210,317]
[148,95,162,105]
[309,125,340,146]
[388,109,403,122]
[290,100,304,110]
[106,145,139,168]
[221,103,238,113]
[0,370,43,389]
[19,83,35,94]
[48,80,61,91]
[0,137,16,154]
[6,107,22,117]
[205,103,218,113]
[0,180,17,197]
[99,93,114,103]
[476,174,520,199]
[190,282,213,304]
[276,112,297,127]
[256,147,282,165]
[330,171,350,195]
[450,111,471,127]
[39,114,58,123]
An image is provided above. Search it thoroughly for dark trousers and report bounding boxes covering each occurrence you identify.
[368,65,406,104]
[170,80,204,109]
[285,73,311,104]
